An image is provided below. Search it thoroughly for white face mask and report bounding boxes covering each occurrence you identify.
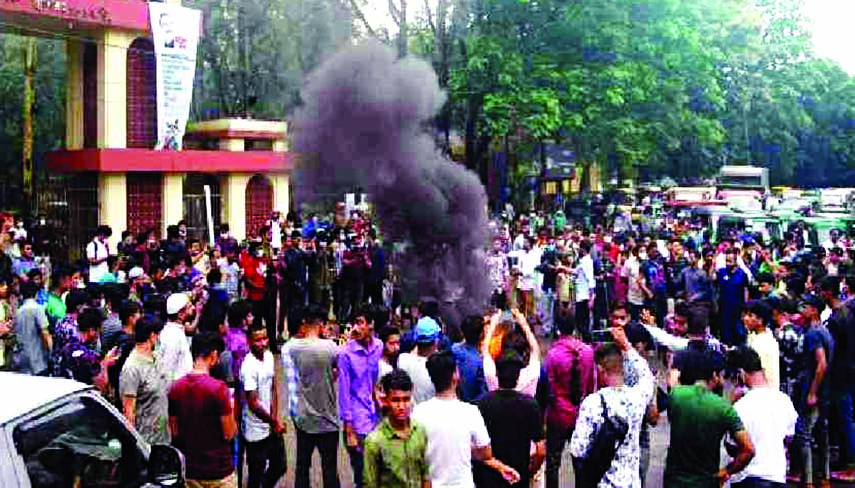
[639,251,648,261]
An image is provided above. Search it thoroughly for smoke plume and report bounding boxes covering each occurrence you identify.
[292,40,490,329]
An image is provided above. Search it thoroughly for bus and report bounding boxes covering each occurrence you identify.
[718,166,769,190]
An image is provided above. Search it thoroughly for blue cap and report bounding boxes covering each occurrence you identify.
[414,317,440,343]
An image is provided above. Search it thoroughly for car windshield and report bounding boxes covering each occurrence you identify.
[12,393,148,488]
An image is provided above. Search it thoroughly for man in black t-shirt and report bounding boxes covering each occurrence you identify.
[474,351,545,488]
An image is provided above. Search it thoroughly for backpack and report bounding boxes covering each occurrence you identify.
[572,393,629,488]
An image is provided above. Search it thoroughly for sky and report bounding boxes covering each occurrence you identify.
[805,0,855,74]
[364,0,855,74]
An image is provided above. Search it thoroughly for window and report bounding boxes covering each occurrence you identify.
[13,394,148,488]
[719,175,762,187]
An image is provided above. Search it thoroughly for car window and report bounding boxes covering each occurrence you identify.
[12,393,148,488]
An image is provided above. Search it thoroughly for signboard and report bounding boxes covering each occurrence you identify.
[0,0,150,31]
[150,3,201,151]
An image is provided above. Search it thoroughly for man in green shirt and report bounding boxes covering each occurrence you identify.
[553,210,566,234]
[45,267,73,330]
[664,347,755,488]
[364,369,430,488]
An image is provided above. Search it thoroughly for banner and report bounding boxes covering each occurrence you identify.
[149,3,201,150]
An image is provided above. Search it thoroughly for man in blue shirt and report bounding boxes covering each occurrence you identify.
[716,249,749,346]
[452,315,487,403]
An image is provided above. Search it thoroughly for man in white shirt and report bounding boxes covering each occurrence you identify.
[822,229,842,252]
[160,293,194,384]
[413,350,520,488]
[624,245,645,322]
[269,211,283,256]
[574,241,596,341]
[743,300,780,392]
[728,347,797,487]
[398,317,440,405]
[87,225,112,283]
[242,327,287,488]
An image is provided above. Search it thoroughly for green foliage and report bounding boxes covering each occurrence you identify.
[435,0,855,188]
[0,34,65,200]
[191,0,353,120]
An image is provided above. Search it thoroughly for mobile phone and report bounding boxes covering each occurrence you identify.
[591,329,613,343]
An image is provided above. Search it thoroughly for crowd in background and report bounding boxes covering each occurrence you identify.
[4,203,855,488]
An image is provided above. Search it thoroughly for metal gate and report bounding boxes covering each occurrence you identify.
[35,173,97,262]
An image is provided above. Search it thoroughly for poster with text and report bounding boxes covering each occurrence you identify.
[150,3,201,150]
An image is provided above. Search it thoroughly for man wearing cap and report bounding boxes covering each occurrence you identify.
[161,293,194,384]
[398,316,440,405]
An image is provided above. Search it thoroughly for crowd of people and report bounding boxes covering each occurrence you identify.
[4,205,855,488]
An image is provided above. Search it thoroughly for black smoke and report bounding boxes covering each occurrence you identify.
[292,40,490,329]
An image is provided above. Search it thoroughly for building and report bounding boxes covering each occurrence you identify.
[0,0,294,255]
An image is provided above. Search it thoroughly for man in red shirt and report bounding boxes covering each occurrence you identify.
[241,241,269,334]
[168,332,238,488]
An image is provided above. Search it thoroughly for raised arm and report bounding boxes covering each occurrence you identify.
[482,311,501,391]
[512,309,540,362]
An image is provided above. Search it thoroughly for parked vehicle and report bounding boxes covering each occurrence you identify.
[0,372,185,488]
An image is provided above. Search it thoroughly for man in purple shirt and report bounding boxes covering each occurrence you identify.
[338,306,383,488]
[544,310,596,488]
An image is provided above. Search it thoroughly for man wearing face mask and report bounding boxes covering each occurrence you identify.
[121,316,170,445]
[639,243,667,329]
[217,224,239,257]
[86,225,112,284]
[278,231,307,339]
[341,234,371,322]
[242,241,270,335]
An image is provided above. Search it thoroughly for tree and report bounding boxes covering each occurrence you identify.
[191,0,353,120]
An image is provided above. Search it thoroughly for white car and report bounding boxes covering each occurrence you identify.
[0,372,185,487]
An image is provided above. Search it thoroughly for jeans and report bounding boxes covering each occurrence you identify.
[539,288,555,335]
[794,407,829,483]
[732,477,785,488]
[575,301,591,342]
[833,385,855,469]
[545,424,572,488]
[640,445,649,488]
[245,434,287,488]
[295,428,340,488]
[347,434,366,488]
[719,305,746,346]
[279,283,305,338]
[340,278,364,322]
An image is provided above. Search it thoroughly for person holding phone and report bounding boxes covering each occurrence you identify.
[56,306,119,394]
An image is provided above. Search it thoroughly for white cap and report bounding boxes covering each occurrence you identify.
[128,267,144,280]
[166,293,190,315]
